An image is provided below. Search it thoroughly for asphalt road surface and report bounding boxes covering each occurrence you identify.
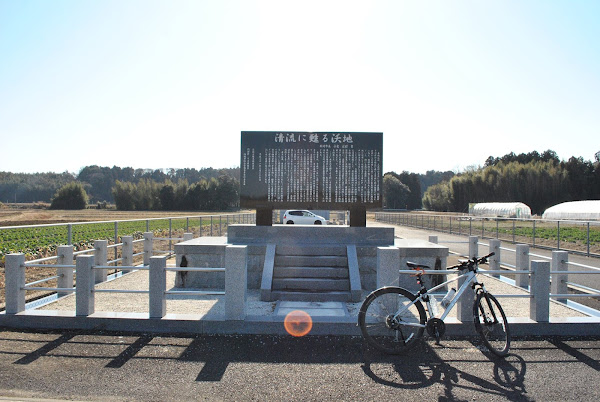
[0,329,599,401]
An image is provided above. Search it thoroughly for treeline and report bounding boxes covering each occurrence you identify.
[382,170,457,210]
[0,172,75,204]
[112,176,239,211]
[0,166,240,204]
[423,150,600,214]
[383,171,423,209]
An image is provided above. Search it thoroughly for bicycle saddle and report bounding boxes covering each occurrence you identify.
[406,261,430,270]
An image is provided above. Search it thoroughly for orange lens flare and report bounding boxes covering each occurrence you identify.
[283,310,313,337]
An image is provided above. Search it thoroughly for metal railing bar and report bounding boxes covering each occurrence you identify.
[165,290,225,296]
[552,271,600,275]
[73,249,95,256]
[25,255,59,264]
[551,293,600,298]
[25,275,61,286]
[93,289,149,294]
[107,242,124,249]
[564,282,600,295]
[398,269,530,275]
[23,263,75,268]
[528,252,552,260]
[22,287,75,292]
[93,265,139,270]
[566,261,600,272]
[167,267,226,272]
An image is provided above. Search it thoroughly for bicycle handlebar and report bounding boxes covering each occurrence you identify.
[406,253,494,272]
[447,252,495,270]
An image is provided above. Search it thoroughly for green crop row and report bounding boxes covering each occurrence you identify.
[0,216,243,260]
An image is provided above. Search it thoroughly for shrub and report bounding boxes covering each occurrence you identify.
[50,182,89,210]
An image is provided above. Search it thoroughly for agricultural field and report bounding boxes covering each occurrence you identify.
[380,211,600,255]
[0,207,254,309]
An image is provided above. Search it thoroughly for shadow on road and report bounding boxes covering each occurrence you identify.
[4,328,537,399]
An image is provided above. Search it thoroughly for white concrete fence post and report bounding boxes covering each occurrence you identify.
[469,236,478,259]
[143,232,154,266]
[76,255,95,316]
[5,253,26,314]
[530,260,550,322]
[551,250,569,303]
[489,239,501,278]
[377,246,400,288]
[122,235,133,272]
[225,245,248,320]
[457,236,478,322]
[149,256,167,318]
[515,244,530,288]
[428,235,438,244]
[94,240,108,283]
[183,233,193,241]
[57,245,74,297]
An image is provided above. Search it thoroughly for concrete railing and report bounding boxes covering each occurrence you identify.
[378,235,600,324]
[3,232,248,320]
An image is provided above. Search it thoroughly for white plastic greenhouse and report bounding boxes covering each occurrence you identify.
[470,202,532,218]
[542,200,600,221]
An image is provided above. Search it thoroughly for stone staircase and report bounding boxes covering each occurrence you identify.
[261,244,362,302]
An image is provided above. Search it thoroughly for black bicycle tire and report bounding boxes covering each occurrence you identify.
[358,286,426,354]
[473,292,511,357]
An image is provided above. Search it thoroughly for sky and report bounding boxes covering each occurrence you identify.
[1,0,599,175]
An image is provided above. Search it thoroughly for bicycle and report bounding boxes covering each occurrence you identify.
[358,253,511,357]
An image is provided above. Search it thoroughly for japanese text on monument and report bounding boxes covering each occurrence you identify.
[240,132,382,209]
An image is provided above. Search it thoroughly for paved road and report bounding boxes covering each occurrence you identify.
[0,329,599,401]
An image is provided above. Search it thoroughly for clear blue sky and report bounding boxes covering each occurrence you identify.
[1,0,598,175]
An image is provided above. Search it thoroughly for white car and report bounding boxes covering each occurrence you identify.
[283,210,327,225]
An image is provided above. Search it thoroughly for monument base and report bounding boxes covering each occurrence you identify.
[174,225,448,302]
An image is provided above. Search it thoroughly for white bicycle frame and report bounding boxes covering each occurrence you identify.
[394,268,482,327]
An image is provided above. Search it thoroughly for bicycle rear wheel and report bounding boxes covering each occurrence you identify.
[358,287,426,354]
[473,292,510,356]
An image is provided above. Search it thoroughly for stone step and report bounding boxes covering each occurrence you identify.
[270,290,352,302]
[273,266,349,279]
[275,255,348,267]
[276,245,347,256]
[272,278,350,292]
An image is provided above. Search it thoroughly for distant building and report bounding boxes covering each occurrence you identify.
[469,202,532,219]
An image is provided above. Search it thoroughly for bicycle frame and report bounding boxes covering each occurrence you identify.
[393,269,480,326]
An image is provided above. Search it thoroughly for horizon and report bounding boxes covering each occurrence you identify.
[1,1,599,175]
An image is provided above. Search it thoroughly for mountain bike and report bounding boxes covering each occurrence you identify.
[358,253,510,357]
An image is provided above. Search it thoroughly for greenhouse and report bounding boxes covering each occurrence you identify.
[542,200,600,221]
[470,202,532,218]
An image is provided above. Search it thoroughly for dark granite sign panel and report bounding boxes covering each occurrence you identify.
[240,131,382,209]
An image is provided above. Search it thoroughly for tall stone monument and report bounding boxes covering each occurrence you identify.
[239,131,383,226]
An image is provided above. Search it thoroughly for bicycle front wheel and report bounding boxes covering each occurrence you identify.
[473,292,510,356]
[358,287,426,354]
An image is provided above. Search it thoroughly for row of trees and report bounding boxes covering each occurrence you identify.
[112,176,239,211]
[423,150,600,214]
[0,165,240,204]
[0,172,75,204]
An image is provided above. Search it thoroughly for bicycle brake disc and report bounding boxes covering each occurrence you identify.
[426,318,446,338]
